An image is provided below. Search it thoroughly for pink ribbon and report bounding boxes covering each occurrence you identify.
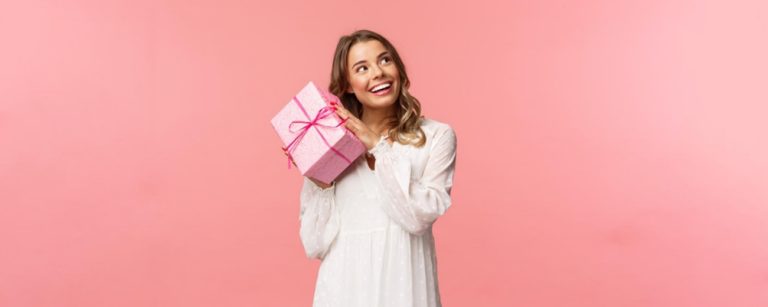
[282,96,352,169]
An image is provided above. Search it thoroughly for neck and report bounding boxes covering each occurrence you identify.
[361,106,396,136]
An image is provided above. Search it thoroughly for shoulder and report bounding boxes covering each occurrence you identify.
[420,117,455,137]
[419,117,456,147]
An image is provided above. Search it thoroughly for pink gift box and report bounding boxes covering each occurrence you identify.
[271,81,366,184]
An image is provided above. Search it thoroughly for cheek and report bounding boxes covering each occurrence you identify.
[350,76,368,92]
[386,67,400,82]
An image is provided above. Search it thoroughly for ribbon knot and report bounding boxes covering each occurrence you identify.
[282,96,351,169]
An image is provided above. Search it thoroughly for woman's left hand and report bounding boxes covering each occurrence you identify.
[331,101,379,150]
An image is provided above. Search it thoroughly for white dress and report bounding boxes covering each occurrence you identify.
[298,118,457,307]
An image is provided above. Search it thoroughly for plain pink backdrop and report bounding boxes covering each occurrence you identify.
[2,0,767,306]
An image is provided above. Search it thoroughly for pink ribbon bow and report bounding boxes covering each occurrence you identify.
[282,96,352,169]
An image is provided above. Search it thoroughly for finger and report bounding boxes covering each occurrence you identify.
[335,108,351,121]
[281,147,295,161]
[333,102,345,113]
[347,114,363,126]
[330,101,341,112]
[333,102,353,117]
[345,109,359,121]
[343,119,356,133]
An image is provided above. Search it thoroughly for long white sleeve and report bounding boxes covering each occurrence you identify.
[369,126,457,236]
[298,177,340,260]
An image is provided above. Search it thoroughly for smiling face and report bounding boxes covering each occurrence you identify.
[345,39,401,111]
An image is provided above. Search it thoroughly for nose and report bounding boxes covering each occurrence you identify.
[371,64,384,78]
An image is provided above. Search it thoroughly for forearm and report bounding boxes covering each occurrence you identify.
[299,177,340,260]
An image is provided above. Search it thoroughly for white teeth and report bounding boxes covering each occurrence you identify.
[371,83,391,92]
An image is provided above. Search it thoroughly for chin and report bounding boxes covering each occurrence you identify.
[363,96,397,109]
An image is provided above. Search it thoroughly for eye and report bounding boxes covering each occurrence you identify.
[381,56,391,64]
[356,65,367,73]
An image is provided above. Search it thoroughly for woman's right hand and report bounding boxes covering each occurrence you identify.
[282,147,334,189]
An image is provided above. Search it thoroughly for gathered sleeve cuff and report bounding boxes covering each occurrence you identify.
[369,126,457,236]
[298,177,340,260]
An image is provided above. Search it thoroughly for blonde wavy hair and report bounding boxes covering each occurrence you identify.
[329,29,426,148]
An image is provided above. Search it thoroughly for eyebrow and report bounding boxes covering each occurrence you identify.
[351,51,390,68]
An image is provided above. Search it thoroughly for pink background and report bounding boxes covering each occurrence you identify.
[2,0,767,306]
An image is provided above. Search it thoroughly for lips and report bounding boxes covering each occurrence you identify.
[370,85,392,97]
[369,81,392,92]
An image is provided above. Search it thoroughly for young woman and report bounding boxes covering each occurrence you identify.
[295,29,457,307]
